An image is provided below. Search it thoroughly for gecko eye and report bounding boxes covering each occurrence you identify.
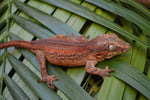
[109,44,115,51]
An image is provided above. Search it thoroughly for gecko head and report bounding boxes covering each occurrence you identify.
[96,33,130,60]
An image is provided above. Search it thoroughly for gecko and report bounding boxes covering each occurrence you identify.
[0,33,130,89]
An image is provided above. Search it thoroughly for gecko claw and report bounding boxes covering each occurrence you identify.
[37,75,58,90]
[102,66,114,79]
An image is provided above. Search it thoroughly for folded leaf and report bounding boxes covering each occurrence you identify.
[3,74,30,100]
[7,54,62,100]
[37,0,149,47]
[0,4,8,17]
[120,0,150,18]
[97,57,150,99]
[12,15,55,39]
[13,0,80,37]
[85,0,150,36]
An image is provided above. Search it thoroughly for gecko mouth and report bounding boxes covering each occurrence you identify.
[123,49,129,52]
[123,43,130,52]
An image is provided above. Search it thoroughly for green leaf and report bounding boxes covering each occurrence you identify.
[85,0,150,35]
[7,53,62,100]
[97,77,125,100]
[0,19,6,31]
[0,4,8,17]
[3,73,30,100]
[13,0,80,37]
[97,57,150,99]
[0,96,6,100]
[36,0,149,47]
[12,15,55,39]
[120,0,150,18]
[120,20,147,100]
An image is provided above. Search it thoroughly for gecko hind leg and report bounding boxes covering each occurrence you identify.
[85,60,114,79]
[32,50,58,89]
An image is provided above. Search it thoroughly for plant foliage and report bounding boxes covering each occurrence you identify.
[0,0,150,100]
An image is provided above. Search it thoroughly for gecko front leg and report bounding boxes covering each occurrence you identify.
[85,60,114,79]
[32,50,58,89]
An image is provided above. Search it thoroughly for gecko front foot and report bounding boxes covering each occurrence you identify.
[102,66,114,79]
[37,75,58,90]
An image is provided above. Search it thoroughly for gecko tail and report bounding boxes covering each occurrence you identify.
[0,40,31,50]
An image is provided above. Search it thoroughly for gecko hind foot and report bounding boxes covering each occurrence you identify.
[102,66,114,79]
[37,75,58,90]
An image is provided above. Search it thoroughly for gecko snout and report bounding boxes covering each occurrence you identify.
[123,43,130,52]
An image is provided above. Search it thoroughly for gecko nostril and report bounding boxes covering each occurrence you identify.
[127,43,131,49]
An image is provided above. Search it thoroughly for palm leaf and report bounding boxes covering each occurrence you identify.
[120,0,150,18]
[1,0,150,100]
[97,57,150,99]
[13,0,80,37]
[3,73,30,100]
[37,0,149,47]
[85,0,150,35]
[12,15,55,39]
[7,53,63,100]
[0,4,8,19]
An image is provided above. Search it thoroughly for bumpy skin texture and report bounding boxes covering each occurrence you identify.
[0,33,130,89]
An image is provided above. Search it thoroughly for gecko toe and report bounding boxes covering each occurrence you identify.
[109,69,114,72]
[47,83,55,90]
[46,75,58,89]
[51,75,58,81]
[102,66,114,79]
[37,75,58,89]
